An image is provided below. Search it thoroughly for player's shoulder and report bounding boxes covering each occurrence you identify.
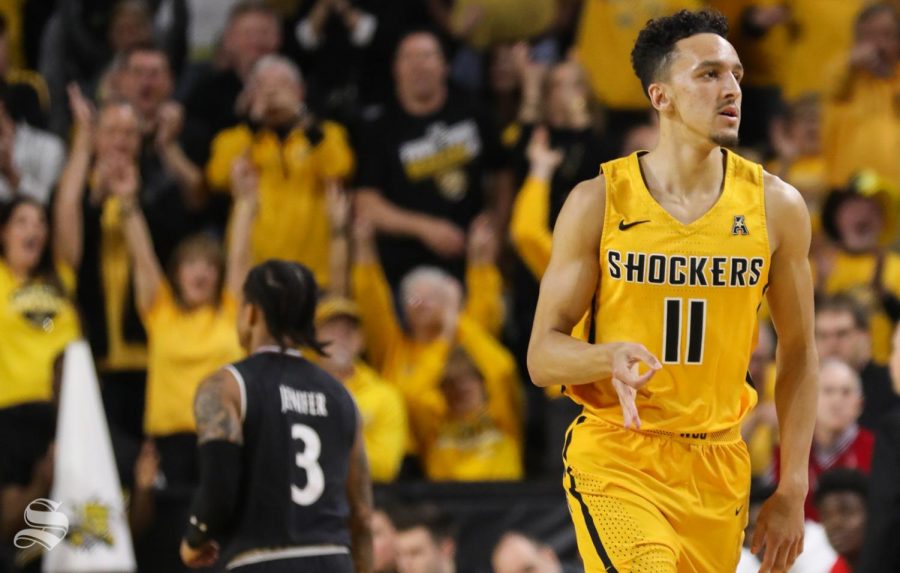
[565,174,607,215]
[554,174,607,243]
[761,169,808,221]
[760,169,811,252]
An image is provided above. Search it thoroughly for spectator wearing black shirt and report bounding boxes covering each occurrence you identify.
[181,1,281,166]
[355,30,512,289]
[54,87,154,438]
[116,44,205,260]
[858,323,900,573]
[815,294,900,430]
[285,0,430,123]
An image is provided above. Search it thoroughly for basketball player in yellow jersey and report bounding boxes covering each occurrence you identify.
[528,10,818,573]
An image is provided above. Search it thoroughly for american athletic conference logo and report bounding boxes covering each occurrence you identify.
[13,498,69,551]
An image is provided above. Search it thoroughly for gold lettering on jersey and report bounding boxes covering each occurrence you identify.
[279,386,329,417]
[607,250,764,287]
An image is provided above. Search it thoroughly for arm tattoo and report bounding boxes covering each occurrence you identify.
[194,372,243,445]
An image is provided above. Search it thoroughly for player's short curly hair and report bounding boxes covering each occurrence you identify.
[630,9,729,98]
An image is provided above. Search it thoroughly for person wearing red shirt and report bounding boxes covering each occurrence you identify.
[774,359,874,519]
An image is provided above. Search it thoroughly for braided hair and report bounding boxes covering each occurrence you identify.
[242,259,326,354]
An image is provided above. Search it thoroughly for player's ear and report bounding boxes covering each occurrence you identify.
[648,83,671,112]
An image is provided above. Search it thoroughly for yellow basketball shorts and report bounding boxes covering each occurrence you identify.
[562,413,751,573]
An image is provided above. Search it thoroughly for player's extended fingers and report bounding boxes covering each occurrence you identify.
[750,514,767,553]
[612,379,641,429]
[786,537,802,569]
[765,534,790,573]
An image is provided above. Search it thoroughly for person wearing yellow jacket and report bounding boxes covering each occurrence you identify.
[350,214,521,456]
[206,55,354,288]
[315,296,408,483]
[409,346,523,481]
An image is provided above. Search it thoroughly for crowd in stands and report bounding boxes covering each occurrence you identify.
[0,0,898,571]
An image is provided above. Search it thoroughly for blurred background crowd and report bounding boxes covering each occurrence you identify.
[0,0,898,572]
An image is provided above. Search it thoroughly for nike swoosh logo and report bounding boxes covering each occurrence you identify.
[619,219,650,231]
[735,505,743,516]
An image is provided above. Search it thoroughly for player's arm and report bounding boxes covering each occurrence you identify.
[528,177,661,388]
[752,174,818,573]
[346,410,374,573]
[180,369,244,569]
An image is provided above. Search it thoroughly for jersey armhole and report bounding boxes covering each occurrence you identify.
[225,364,247,422]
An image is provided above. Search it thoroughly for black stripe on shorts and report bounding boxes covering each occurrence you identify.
[566,467,619,573]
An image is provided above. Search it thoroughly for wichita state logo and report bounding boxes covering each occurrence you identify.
[9,283,65,332]
[65,500,116,550]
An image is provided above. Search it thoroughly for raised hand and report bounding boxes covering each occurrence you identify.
[134,439,160,491]
[420,218,466,259]
[467,213,498,265]
[67,83,95,128]
[527,126,564,178]
[155,101,185,148]
[229,154,259,202]
[440,278,463,341]
[326,181,351,234]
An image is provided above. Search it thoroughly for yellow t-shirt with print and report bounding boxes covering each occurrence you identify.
[206,122,354,288]
[345,362,408,483]
[0,261,80,408]
[142,283,244,435]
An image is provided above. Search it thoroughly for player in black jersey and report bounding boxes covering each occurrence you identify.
[179,260,373,572]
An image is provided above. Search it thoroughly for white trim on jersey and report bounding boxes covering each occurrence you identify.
[226,544,350,569]
[254,345,303,358]
[225,365,248,422]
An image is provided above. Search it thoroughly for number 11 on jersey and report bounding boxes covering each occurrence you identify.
[663,298,707,365]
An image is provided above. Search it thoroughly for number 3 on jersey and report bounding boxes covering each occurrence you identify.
[291,424,325,506]
[663,298,707,364]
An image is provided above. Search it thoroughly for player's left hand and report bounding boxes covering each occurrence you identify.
[751,489,805,573]
[180,538,219,568]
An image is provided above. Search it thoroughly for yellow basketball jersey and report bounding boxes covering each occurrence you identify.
[567,150,769,433]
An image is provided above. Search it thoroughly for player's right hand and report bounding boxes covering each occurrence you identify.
[610,342,662,390]
[608,343,661,429]
[180,538,219,569]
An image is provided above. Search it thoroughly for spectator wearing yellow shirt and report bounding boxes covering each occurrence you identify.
[410,347,523,481]
[817,173,900,364]
[316,296,408,483]
[574,0,700,141]
[782,0,869,102]
[710,0,790,149]
[0,196,80,543]
[350,215,520,449]
[206,55,354,288]
[822,3,900,189]
[116,151,252,487]
[54,87,154,437]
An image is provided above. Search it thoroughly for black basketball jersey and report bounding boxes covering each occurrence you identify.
[221,347,359,562]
